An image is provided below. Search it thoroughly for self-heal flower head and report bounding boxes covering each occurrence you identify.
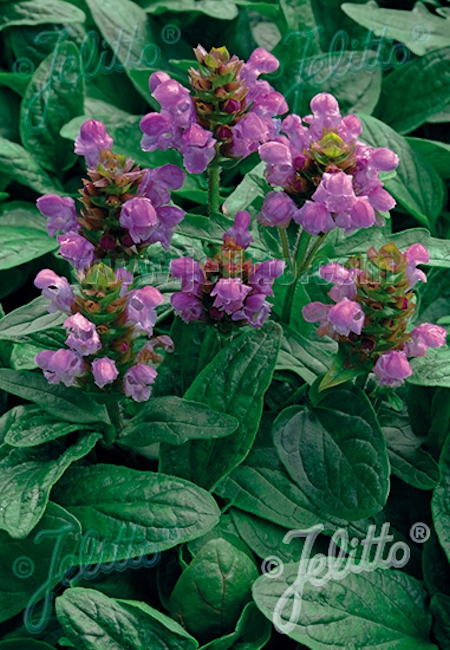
[327,298,365,336]
[74,119,114,166]
[126,286,164,336]
[404,323,447,357]
[57,232,96,271]
[64,313,102,356]
[36,195,79,237]
[92,357,119,388]
[35,349,86,387]
[34,269,75,313]
[210,278,252,315]
[170,292,205,323]
[119,197,158,244]
[123,364,158,402]
[222,211,253,250]
[373,350,413,388]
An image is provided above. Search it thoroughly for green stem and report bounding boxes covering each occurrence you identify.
[208,165,221,217]
[278,227,292,269]
[355,374,368,390]
[293,227,311,271]
[104,399,124,445]
[297,232,328,275]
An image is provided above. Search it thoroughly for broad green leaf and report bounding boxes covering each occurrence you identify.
[0,296,65,340]
[276,329,336,385]
[169,539,258,643]
[377,47,450,133]
[10,327,67,371]
[0,0,85,31]
[408,345,450,387]
[230,508,306,562]
[0,201,47,230]
[342,1,450,56]
[432,435,450,562]
[159,321,282,489]
[406,137,450,180]
[56,587,198,650]
[85,0,162,99]
[4,405,93,447]
[430,593,450,650]
[196,602,270,650]
[142,0,238,19]
[253,562,437,649]
[186,513,253,561]
[0,432,100,538]
[0,227,58,270]
[0,71,31,96]
[20,41,84,173]
[0,370,110,425]
[0,502,81,625]
[379,406,440,490]
[358,113,445,229]
[273,388,390,520]
[52,464,221,561]
[119,396,238,448]
[422,532,450,600]
[0,640,55,649]
[0,136,62,194]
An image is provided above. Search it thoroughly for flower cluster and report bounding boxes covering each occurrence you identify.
[257,93,399,235]
[170,211,285,330]
[302,243,447,387]
[37,120,186,270]
[140,45,288,174]
[34,264,172,402]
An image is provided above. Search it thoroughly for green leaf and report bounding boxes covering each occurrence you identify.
[0,226,58,270]
[159,321,282,490]
[357,113,445,229]
[342,1,450,56]
[0,296,65,340]
[0,502,81,624]
[0,200,47,230]
[379,406,440,490]
[196,602,270,650]
[276,329,336,385]
[52,464,221,562]
[406,137,450,180]
[0,70,32,96]
[430,593,450,650]
[376,47,450,133]
[142,0,238,19]
[4,405,94,447]
[169,539,258,643]
[0,136,62,194]
[119,396,238,448]
[273,388,390,520]
[0,0,85,31]
[408,345,450,387]
[253,563,437,649]
[0,370,111,425]
[432,435,450,563]
[0,432,100,538]
[20,41,84,173]
[56,587,198,650]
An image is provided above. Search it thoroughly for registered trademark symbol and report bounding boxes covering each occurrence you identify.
[161,24,181,44]
[410,522,431,543]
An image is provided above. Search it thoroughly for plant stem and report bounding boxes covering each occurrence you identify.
[105,399,124,445]
[208,165,221,217]
[278,227,292,269]
[355,374,368,390]
[297,232,328,275]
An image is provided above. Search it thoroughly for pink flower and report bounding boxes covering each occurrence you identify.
[223,211,253,249]
[405,323,447,357]
[123,364,158,402]
[294,200,335,235]
[126,286,164,335]
[34,269,74,313]
[74,119,114,166]
[64,313,102,356]
[36,195,79,237]
[57,232,96,271]
[210,278,252,315]
[91,357,119,388]
[258,191,298,228]
[35,349,86,387]
[119,197,158,244]
[373,350,412,387]
[327,298,365,336]
[179,124,217,174]
[170,292,205,323]
[405,244,429,289]
[319,263,358,301]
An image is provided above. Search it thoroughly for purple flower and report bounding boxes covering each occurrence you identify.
[152,77,195,128]
[231,293,271,328]
[35,349,86,387]
[258,191,298,228]
[36,194,79,237]
[74,120,114,166]
[126,286,164,335]
[91,357,119,388]
[64,313,102,356]
[171,292,205,323]
[405,244,429,288]
[229,113,270,158]
[294,200,335,235]
[179,124,216,174]
[210,278,252,315]
[327,298,365,336]
[140,112,181,153]
[149,71,171,91]
[123,364,158,402]
[373,350,412,388]
[57,232,96,271]
[119,197,158,244]
[170,257,204,294]
[223,211,253,249]
[34,269,74,313]
[319,263,358,301]
[115,268,134,297]
[369,147,399,172]
[303,92,341,139]
[138,164,185,206]
[249,259,286,296]
[259,140,295,188]
[405,323,447,357]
